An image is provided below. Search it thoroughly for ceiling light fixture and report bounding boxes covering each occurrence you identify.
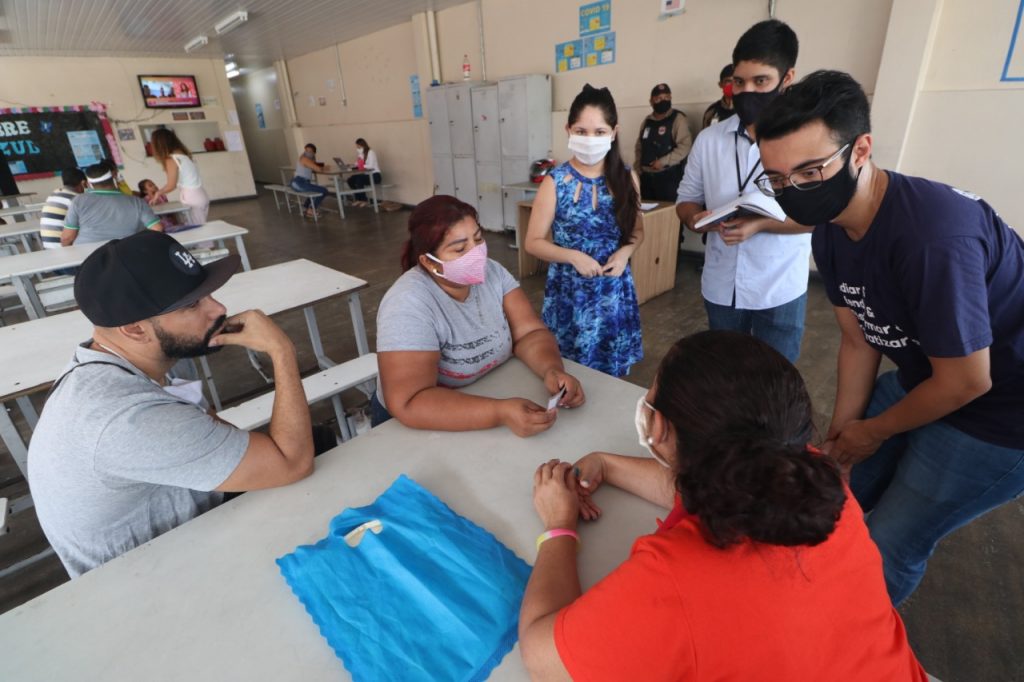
[226,69,241,79]
[184,35,209,53]
[224,62,238,72]
[214,10,248,36]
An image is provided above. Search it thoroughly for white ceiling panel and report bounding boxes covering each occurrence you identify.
[0,0,472,65]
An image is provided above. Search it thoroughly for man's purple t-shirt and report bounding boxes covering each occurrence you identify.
[813,171,1024,449]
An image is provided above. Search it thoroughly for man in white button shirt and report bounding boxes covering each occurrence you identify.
[675,20,812,362]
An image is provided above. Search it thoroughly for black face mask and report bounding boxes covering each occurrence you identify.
[652,100,672,115]
[732,84,781,128]
[776,152,861,226]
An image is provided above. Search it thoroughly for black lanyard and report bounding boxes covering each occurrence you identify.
[734,131,761,198]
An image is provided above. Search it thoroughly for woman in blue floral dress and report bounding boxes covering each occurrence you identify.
[525,84,643,376]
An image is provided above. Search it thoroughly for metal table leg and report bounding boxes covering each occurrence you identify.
[12,275,44,320]
[303,305,335,370]
[348,292,369,356]
[369,174,380,213]
[0,402,29,477]
[332,175,346,219]
[196,356,223,411]
[14,395,38,429]
[233,236,252,271]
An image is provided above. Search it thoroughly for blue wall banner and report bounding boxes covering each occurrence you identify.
[579,1,611,36]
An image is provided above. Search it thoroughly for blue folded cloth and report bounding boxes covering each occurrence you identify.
[277,474,532,681]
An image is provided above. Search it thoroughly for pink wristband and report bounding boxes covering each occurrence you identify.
[536,528,580,551]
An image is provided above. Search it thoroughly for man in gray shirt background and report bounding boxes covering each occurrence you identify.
[60,162,161,246]
[28,231,315,577]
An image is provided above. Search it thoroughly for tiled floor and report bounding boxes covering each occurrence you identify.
[1,190,1020,680]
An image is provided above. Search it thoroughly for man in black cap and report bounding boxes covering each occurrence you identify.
[634,83,692,201]
[28,231,314,577]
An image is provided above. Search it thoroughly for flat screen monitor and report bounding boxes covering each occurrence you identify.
[138,75,201,109]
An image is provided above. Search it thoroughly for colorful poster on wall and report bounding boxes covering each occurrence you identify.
[583,32,616,68]
[410,74,423,118]
[579,1,611,36]
[0,104,118,180]
[660,0,686,18]
[555,39,585,72]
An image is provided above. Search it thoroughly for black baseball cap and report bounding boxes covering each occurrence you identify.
[74,230,240,327]
[651,83,671,97]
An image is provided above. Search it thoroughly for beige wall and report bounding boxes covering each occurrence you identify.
[898,0,1024,233]
[282,21,434,203]
[0,56,255,201]
[231,66,292,184]
[269,0,894,208]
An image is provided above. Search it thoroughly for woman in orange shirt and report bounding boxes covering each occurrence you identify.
[519,330,929,681]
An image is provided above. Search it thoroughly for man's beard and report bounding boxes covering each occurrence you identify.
[152,314,227,358]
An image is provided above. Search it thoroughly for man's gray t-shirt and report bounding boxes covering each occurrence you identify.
[375,260,520,407]
[63,189,160,244]
[28,344,249,577]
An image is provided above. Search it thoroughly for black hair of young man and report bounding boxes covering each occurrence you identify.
[732,19,799,77]
[756,70,872,145]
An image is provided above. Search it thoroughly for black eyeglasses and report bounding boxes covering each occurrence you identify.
[755,143,850,198]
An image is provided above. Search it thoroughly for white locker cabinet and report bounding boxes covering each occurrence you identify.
[471,85,500,164]
[446,84,475,158]
[501,157,532,230]
[432,155,455,197]
[426,88,451,156]
[452,156,478,208]
[475,162,503,231]
[498,74,552,161]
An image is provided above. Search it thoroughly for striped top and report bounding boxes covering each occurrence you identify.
[40,187,80,249]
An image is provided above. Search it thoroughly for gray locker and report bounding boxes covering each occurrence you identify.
[501,157,532,230]
[498,75,552,161]
[432,155,455,197]
[475,162,503,232]
[452,156,478,208]
[471,85,500,164]
[446,84,475,158]
[426,88,451,156]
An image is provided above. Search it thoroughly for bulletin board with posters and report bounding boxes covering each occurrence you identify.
[0,104,119,181]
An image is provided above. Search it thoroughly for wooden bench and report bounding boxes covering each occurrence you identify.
[265,184,324,222]
[217,353,378,441]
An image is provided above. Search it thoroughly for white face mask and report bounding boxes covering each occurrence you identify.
[163,377,206,407]
[568,134,613,166]
[635,395,672,468]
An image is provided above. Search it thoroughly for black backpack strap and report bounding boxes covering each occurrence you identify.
[46,361,137,400]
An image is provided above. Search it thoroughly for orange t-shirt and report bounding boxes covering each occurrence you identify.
[554,491,927,681]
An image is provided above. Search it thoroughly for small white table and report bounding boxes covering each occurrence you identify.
[0,221,252,319]
[280,165,381,217]
[153,200,193,219]
[0,358,656,681]
[0,202,44,222]
[0,218,42,253]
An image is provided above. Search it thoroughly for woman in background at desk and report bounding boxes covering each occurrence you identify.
[373,194,585,436]
[151,129,209,225]
[347,138,382,208]
[519,331,928,681]
[292,143,329,218]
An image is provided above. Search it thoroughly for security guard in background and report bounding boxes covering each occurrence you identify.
[634,83,693,201]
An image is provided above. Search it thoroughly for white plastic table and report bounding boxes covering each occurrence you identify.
[0,219,42,253]
[0,221,252,319]
[0,202,43,221]
[153,200,192,218]
[0,258,370,472]
[0,358,657,681]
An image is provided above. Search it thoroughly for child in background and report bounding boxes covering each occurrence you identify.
[139,178,178,230]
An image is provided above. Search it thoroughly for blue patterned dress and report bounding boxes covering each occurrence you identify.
[542,162,643,376]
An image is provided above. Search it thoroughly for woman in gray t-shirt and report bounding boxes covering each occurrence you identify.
[375,195,585,437]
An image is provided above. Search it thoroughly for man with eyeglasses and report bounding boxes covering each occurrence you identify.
[675,20,812,362]
[757,70,1024,606]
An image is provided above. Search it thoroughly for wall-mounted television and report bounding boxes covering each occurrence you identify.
[138,75,201,109]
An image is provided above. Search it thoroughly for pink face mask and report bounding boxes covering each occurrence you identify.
[426,241,488,285]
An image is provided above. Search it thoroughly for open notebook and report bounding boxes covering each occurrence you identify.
[694,192,786,231]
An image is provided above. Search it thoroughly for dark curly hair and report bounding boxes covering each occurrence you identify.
[652,331,846,549]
